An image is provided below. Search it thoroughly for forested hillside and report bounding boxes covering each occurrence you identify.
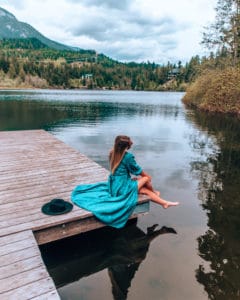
[0,37,203,90]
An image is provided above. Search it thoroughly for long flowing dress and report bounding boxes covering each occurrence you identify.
[71,152,143,228]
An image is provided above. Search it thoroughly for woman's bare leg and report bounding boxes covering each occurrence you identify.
[137,177,160,196]
[137,176,150,190]
[144,181,160,196]
[136,176,178,207]
[139,187,179,208]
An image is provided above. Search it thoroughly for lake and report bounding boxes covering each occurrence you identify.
[0,89,239,300]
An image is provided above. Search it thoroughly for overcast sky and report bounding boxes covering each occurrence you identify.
[0,0,217,64]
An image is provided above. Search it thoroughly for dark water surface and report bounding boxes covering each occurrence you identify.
[0,90,239,300]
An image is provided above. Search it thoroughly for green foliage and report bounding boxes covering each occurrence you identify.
[201,0,240,65]
[0,38,194,90]
[184,55,201,82]
[183,66,240,115]
[0,38,48,49]
[184,0,240,116]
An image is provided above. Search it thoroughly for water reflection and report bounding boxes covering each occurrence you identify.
[188,111,240,300]
[40,221,177,300]
[0,91,183,131]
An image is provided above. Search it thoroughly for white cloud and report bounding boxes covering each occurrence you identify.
[0,0,217,63]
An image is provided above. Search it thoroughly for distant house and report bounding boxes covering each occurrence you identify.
[81,73,93,80]
[168,68,180,79]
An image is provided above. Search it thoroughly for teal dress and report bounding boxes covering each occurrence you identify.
[71,152,143,228]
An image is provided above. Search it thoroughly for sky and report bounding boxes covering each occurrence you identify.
[0,0,217,64]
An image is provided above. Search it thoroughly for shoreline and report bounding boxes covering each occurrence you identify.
[183,103,240,119]
[0,86,185,92]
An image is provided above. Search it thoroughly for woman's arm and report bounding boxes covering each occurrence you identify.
[140,170,152,180]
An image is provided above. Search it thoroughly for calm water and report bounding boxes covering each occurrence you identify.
[0,90,239,300]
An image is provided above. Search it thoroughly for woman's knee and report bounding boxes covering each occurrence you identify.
[137,176,150,189]
[139,187,149,195]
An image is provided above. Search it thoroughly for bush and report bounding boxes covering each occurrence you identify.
[182,67,240,116]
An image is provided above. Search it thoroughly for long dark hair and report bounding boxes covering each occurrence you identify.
[109,135,132,174]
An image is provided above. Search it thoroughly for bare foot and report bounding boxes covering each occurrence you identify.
[162,201,179,209]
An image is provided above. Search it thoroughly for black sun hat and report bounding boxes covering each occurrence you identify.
[41,198,73,215]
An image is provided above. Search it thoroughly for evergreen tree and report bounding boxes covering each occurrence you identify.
[19,64,26,82]
[0,55,9,73]
[202,0,240,65]
[184,56,201,82]
[8,58,18,79]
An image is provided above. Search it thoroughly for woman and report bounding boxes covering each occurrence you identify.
[71,135,179,228]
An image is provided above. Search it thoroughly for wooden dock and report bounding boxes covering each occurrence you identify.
[0,130,149,299]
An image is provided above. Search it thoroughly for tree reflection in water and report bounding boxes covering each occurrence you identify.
[40,221,177,300]
[188,111,240,300]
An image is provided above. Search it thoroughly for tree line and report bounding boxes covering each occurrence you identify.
[0,38,205,90]
[183,0,240,116]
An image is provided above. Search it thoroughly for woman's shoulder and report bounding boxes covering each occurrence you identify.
[123,151,134,161]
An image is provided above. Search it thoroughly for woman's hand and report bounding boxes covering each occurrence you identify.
[141,171,152,181]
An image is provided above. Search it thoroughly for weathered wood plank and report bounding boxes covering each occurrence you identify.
[0,192,71,216]
[34,216,107,245]
[0,228,58,298]
[0,265,49,293]
[0,163,106,183]
[0,157,101,174]
[0,247,40,268]
[0,209,92,237]
[0,157,89,175]
[0,156,88,174]
[0,230,34,246]
[0,172,107,204]
[0,256,43,279]
[0,207,45,222]
[0,207,80,229]
[0,277,60,300]
[0,236,37,256]
[31,290,60,300]
[0,167,108,189]
[0,163,107,184]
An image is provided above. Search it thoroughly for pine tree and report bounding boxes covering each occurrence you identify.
[8,61,17,79]
[202,0,240,65]
[19,64,26,82]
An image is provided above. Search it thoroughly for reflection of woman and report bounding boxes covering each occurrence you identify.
[108,224,177,300]
[44,222,177,300]
[72,135,179,228]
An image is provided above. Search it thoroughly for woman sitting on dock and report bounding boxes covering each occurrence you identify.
[71,135,179,228]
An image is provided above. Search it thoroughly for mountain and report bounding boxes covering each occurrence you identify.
[0,7,74,51]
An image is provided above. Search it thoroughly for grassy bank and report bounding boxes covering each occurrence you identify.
[182,67,240,116]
